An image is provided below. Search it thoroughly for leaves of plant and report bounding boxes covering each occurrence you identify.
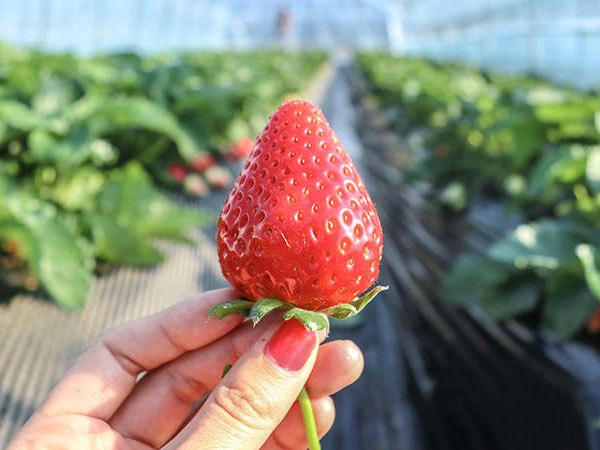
[0,182,93,309]
[249,298,286,325]
[475,279,539,320]
[49,167,106,211]
[208,300,255,319]
[576,244,600,301]
[349,285,389,313]
[444,253,512,306]
[587,146,600,194]
[88,215,164,266]
[28,128,92,167]
[542,272,599,340]
[283,308,329,332]
[69,96,200,160]
[24,214,93,309]
[320,303,358,320]
[96,162,211,243]
[0,99,50,131]
[489,220,581,270]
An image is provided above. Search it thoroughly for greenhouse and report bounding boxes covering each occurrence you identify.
[1,1,599,449]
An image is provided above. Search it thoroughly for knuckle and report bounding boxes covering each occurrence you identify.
[212,382,276,431]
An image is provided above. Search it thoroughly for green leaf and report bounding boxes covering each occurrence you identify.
[250,298,287,325]
[0,99,50,131]
[28,128,92,167]
[349,285,389,313]
[525,145,588,201]
[444,253,512,306]
[439,181,467,211]
[0,181,92,309]
[97,162,212,242]
[587,146,600,194]
[32,77,80,116]
[576,244,600,301]
[207,300,255,319]
[222,363,233,378]
[0,222,37,263]
[489,221,581,270]
[68,96,200,159]
[283,308,329,332]
[320,303,358,320]
[88,215,164,266]
[476,279,539,320]
[25,215,92,309]
[543,272,598,339]
[534,99,600,124]
[50,167,105,211]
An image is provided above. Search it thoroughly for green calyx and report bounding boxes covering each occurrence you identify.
[207,285,389,332]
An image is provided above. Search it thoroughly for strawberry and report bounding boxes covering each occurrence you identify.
[183,174,209,197]
[434,143,450,158]
[204,166,233,190]
[588,306,600,334]
[189,153,216,173]
[216,100,383,311]
[167,163,187,182]
[225,137,254,161]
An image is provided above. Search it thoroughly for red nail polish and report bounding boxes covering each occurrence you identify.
[265,319,316,371]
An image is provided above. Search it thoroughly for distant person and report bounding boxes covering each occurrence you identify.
[279,8,293,48]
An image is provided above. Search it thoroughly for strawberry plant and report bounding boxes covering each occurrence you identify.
[357,53,600,339]
[0,43,327,308]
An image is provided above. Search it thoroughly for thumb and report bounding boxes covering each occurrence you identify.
[165,318,319,450]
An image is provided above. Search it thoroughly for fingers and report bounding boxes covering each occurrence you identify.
[306,340,364,397]
[165,319,319,450]
[110,314,284,448]
[110,329,356,448]
[262,396,335,450]
[37,288,243,420]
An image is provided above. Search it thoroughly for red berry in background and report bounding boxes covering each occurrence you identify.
[587,306,600,334]
[204,166,232,190]
[226,137,254,161]
[434,144,450,158]
[183,174,209,197]
[189,153,216,173]
[168,163,187,182]
[217,100,383,311]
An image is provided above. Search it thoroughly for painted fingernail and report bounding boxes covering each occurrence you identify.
[265,319,316,371]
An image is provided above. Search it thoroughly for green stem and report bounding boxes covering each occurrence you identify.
[298,386,321,450]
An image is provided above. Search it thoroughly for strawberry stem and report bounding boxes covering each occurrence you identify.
[298,386,321,450]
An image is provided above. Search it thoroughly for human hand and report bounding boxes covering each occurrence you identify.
[8,288,364,449]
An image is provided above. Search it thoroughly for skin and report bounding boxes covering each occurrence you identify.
[8,288,364,450]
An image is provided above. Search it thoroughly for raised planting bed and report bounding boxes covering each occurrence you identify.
[351,56,600,450]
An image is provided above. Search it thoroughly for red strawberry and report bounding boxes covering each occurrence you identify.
[434,143,450,158]
[168,163,187,182]
[226,137,254,161]
[189,153,216,172]
[588,306,600,334]
[217,100,383,311]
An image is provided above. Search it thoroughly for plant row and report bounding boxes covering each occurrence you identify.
[0,43,327,309]
[357,53,600,339]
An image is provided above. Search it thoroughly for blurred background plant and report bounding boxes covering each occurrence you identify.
[357,53,600,339]
[0,43,327,308]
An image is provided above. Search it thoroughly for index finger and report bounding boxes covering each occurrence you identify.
[38,288,243,420]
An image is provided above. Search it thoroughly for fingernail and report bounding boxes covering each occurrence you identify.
[265,319,316,371]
